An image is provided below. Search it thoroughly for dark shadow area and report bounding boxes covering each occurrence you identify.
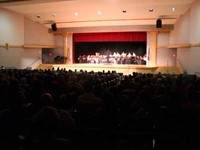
[42,48,66,64]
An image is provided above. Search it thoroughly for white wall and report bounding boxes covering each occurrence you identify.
[169,13,190,45]
[54,34,64,57]
[24,17,54,45]
[23,17,55,68]
[55,34,73,64]
[67,34,73,64]
[157,33,177,67]
[147,32,176,67]
[0,8,24,68]
[170,0,200,74]
[146,33,151,66]
[0,7,55,69]
[189,0,200,43]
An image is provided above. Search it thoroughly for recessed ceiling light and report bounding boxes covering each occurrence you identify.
[74,12,78,16]
[122,10,126,13]
[149,8,154,12]
[52,13,56,17]
[171,7,176,11]
[97,11,102,15]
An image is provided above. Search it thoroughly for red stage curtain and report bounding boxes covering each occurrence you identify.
[73,32,146,42]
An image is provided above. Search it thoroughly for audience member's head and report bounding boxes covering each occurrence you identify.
[38,92,54,108]
[31,106,60,136]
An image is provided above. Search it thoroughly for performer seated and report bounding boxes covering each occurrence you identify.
[106,50,111,63]
[78,55,83,63]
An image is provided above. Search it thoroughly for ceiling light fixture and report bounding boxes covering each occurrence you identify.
[52,13,56,17]
[97,11,102,15]
[74,12,78,16]
[36,15,40,18]
[171,7,176,12]
[149,8,154,12]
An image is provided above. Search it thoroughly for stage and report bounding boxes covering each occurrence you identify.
[51,63,159,75]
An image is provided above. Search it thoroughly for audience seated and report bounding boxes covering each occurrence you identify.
[21,106,76,150]
[0,68,200,150]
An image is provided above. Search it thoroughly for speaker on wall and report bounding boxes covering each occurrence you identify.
[51,23,57,31]
[156,19,162,28]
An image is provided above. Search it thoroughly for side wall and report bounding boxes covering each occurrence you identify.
[0,8,24,68]
[0,8,54,69]
[170,0,200,74]
[157,33,176,67]
[147,32,176,67]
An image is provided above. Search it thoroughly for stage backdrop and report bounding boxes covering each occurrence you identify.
[73,32,147,63]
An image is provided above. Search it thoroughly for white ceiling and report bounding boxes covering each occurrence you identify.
[0,0,196,32]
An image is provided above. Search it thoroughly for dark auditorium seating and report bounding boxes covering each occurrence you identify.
[0,68,200,150]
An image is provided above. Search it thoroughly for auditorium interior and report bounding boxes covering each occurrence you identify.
[1,0,200,150]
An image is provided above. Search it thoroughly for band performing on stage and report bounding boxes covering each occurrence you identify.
[78,51,147,65]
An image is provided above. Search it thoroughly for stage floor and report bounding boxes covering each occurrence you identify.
[52,63,158,75]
